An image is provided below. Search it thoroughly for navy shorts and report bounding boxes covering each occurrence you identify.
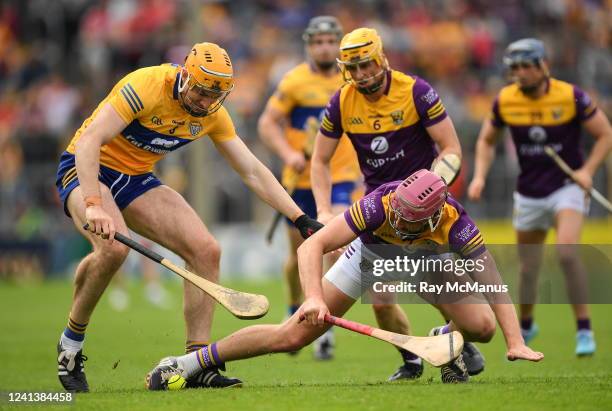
[286,181,355,225]
[55,151,162,217]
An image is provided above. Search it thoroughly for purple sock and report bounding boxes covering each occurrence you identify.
[521,317,533,331]
[577,318,591,331]
[399,348,419,362]
[440,324,450,334]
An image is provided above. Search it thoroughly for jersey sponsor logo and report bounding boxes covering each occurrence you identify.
[390,110,404,125]
[348,117,364,125]
[151,137,180,148]
[370,136,389,154]
[519,142,562,156]
[189,121,202,136]
[365,149,405,168]
[420,88,438,105]
[528,126,547,143]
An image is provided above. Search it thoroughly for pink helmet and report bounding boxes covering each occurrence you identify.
[389,169,448,238]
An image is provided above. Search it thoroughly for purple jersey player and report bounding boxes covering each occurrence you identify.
[309,27,467,381]
[145,170,543,391]
[468,38,612,356]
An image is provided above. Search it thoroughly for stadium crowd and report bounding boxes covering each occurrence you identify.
[0,0,610,276]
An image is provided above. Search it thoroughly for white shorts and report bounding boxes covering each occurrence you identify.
[324,237,393,300]
[512,184,589,231]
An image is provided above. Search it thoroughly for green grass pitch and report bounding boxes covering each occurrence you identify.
[1,220,611,410]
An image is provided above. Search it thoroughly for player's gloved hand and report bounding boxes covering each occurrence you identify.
[298,296,329,326]
[84,205,116,241]
[294,214,324,239]
[506,344,544,362]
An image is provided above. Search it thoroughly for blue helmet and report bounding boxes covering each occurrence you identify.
[503,38,546,68]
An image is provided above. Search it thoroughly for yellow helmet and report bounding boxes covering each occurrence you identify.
[336,28,389,93]
[178,42,234,117]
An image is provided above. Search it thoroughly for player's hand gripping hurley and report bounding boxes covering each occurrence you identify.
[324,314,463,367]
[544,146,612,213]
[83,224,269,319]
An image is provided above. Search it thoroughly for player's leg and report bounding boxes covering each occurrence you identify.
[58,184,130,392]
[554,207,595,356]
[146,279,357,390]
[284,224,305,319]
[513,191,550,344]
[122,185,236,386]
[430,303,497,383]
[311,182,356,360]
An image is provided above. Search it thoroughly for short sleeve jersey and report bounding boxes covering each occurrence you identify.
[320,70,446,193]
[66,64,236,175]
[489,78,597,197]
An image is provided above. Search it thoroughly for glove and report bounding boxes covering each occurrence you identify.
[294,214,324,239]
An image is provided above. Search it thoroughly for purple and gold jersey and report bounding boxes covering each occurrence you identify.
[490,78,597,198]
[66,64,236,175]
[344,181,485,259]
[320,70,446,193]
[266,63,360,189]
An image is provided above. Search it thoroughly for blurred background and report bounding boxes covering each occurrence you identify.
[0,0,610,283]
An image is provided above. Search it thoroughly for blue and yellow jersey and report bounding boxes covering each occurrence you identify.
[66,64,236,175]
[321,70,445,193]
[266,63,360,189]
[490,78,597,198]
[344,181,485,258]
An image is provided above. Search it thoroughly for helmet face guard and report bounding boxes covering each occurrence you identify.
[177,68,233,117]
[388,194,444,240]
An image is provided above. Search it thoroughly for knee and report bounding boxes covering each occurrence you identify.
[98,243,129,271]
[556,244,579,268]
[184,236,221,279]
[467,313,496,343]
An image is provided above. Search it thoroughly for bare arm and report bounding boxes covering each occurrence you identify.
[426,116,462,161]
[297,214,357,300]
[467,119,504,201]
[75,103,128,238]
[214,136,303,221]
[257,105,306,172]
[310,133,340,221]
[573,110,612,190]
[471,250,542,361]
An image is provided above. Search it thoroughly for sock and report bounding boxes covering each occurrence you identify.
[288,304,299,316]
[520,317,533,331]
[60,316,87,351]
[185,341,208,354]
[577,318,591,331]
[440,324,450,334]
[178,343,223,378]
[399,348,421,364]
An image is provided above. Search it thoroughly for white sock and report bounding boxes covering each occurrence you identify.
[60,332,84,352]
[177,352,202,378]
[405,357,422,365]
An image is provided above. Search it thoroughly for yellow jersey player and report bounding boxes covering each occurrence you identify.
[310,28,479,380]
[55,42,322,392]
[145,170,543,390]
[258,16,360,360]
[467,38,612,356]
